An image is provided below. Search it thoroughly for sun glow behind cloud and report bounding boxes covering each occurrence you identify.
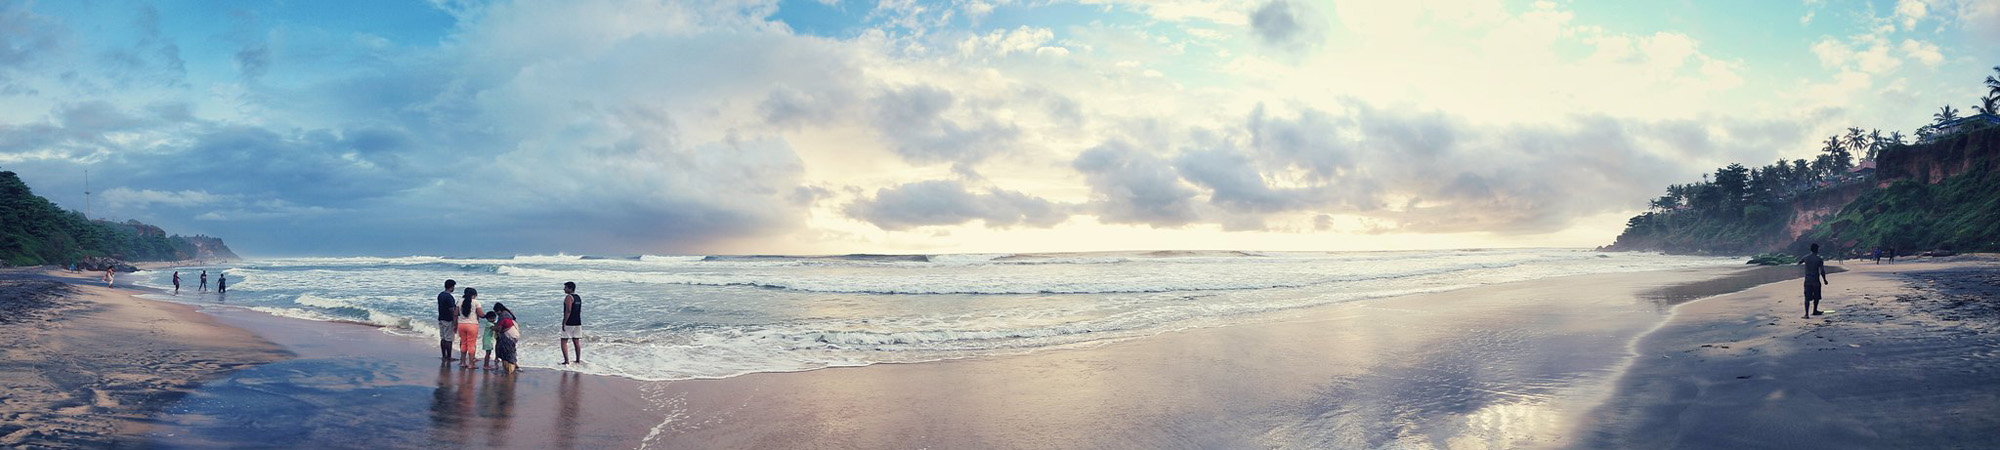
[0,0,1993,256]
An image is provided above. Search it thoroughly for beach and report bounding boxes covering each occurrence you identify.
[0,268,287,448]
[1579,258,2000,449]
[3,257,1997,448]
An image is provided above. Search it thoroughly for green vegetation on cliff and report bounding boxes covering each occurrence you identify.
[1608,64,2000,256]
[1799,145,2000,255]
[0,170,238,267]
[1604,141,1866,254]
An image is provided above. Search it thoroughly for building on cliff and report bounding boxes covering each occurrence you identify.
[1921,113,2000,144]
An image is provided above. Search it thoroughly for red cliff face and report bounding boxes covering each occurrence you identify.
[1779,183,1868,247]
[1877,127,2000,186]
[1776,128,1997,250]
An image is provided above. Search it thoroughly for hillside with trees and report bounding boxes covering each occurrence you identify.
[0,170,238,267]
[1606,65,2000,257]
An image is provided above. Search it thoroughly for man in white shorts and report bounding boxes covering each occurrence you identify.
[437,279,459,361]
[560,281,583,365]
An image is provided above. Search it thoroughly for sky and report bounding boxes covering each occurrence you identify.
[0,0,1995,257]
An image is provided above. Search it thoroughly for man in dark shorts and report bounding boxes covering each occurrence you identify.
[1802,243,1831,319]
[438,279,459,360]
[199,270,208,292]
[173,271,181,295]
[559,281,583,365]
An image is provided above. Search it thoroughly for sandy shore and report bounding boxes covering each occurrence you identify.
[11,258,1998,449]
[1578,257,2000,449]
[0,268,287,449]
[139,265,1764,449]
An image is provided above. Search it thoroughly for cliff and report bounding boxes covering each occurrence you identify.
[0,170,239,267]
[1606,125,2000,256]
[1793,128,2000,255]
[1874,127,2000,186]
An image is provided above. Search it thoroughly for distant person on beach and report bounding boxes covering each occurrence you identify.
[1873,248,1883,264]
[493,303,520,373]
[456,288,483,369]
[217,273,227,294]
[199,270,208,292]
[560,281,583,365]
[103,266,114,287]
[480,311,498,370]
[1802,243,1832,319]
[438,279,459,361]
[173,271,181,294]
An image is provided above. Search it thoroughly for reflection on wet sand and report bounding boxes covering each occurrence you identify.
[148,306,655,449]
[427,363,521,447]
[556,372,580,450]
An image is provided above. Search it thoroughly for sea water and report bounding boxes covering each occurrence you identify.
[135,249,1734,381]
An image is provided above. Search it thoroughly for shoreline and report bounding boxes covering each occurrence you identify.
[131,263,1765,448]
[1577,257,2000,448]
[11,258,1998,448]
[0,268,288,448]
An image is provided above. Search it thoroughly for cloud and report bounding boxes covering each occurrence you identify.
[96,4,186,88]
[844,179,1069,230]
[1249,0,1323,50]
[870,84,1022,175]
[1057,99,1812,234]
[1895,0,1928,30]
[0,2,65,95]
[100,187,233,209]
[1072,140,1201,227]
[1898,39,1943,66]
[0,0,1968,255]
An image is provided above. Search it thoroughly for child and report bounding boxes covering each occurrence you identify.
[480,311,498,370]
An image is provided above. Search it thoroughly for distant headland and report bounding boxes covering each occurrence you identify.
[0,170,237,268]
[1604,65,2000,258]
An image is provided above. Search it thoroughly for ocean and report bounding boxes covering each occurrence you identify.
[136,249,1736,381]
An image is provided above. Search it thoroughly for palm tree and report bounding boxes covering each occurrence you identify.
[1934,105,1960,125]
[1866,128,1884,160]
[1987,65,2000,98]
[1887,130,1905,146]
[1976,94,2000,116]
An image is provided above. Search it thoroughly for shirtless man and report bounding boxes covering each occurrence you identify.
[1802,243,1832,319]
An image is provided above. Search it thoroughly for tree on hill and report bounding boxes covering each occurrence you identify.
[1934,105,1960,125]
[1864,129,1885,160]
[0,170,235,266]
[1817,135,1853,174]
[1986,65,2000,97]
[1977,94,1999,116]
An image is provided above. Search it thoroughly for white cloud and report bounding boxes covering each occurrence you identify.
[1899,39,1944,66]
[1895,0,1928,30]
[99,187,232,209]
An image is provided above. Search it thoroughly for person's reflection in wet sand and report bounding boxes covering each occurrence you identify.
[556,371,582,450]
[455,364,478,444]
[479,370,518,445]
[432,362,470,445]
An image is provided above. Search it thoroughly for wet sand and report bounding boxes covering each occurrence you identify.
[628,266,1801,449]
[135,265,1768,449]
[0,269,287,449]
[1579,258,2000,449]
[143,304,657,449]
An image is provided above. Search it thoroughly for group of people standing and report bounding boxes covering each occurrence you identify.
[169,269,223,295]
[435,279,584,374]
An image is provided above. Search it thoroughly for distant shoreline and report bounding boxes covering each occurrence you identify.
[0,268,287,448]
